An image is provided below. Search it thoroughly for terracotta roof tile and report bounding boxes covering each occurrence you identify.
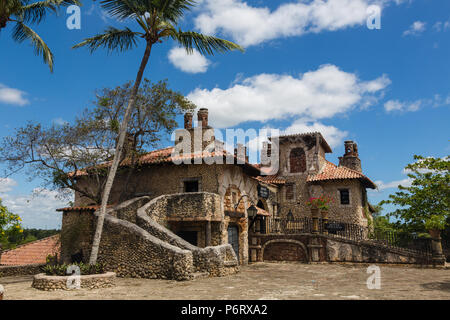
[71,147,260,177]
[255,174,286,185]
[0,235,60,266]
[307,161,377,189]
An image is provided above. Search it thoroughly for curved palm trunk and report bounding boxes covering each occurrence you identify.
[89,42,153,264]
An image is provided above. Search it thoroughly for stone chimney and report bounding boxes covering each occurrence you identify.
[197,108,209,127]
[184,112,193,129]
[117,132,136,161]
[234,143,247,163]
[338,140,362,172]
[261,141,272,167]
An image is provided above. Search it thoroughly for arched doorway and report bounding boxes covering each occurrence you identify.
[262,240,308,262]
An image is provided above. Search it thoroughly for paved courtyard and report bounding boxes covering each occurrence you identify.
[1,262,449,300]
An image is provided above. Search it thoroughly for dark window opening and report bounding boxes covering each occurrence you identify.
[287,210,294,221]
[361,188,367,207]
[177,231,198,246]
[286,184,294,200]
[289,148,306,173]
[184,180,199,192]
[340,189,350,205]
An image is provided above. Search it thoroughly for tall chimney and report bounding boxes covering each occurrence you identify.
[197,108,209,127]
[338,140,362,172]
[184,112,193,129]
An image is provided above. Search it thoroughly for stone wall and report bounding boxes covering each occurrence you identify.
[326,238,431,264]
[0,263,45,277]
[99,214,194,281]
[250,233,432,265]
[60,196,239,280]
[32,272,116,291]
[60,210,95,264]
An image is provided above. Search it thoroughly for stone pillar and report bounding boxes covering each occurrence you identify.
[311,207,319,234]
[184,112,193,129]
[307,236,322,262]
[429,229,446,266]
[321,210,329,235]
[206,221,212,247]
[197,108,209,128]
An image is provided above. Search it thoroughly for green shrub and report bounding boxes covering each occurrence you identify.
[41,262,105,276]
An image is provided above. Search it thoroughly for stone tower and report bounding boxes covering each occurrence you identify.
[338,140,362,172]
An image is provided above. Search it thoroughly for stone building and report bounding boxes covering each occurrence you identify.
[58,108,377,274]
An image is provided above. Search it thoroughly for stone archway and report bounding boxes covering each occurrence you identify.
[262,239,309,262]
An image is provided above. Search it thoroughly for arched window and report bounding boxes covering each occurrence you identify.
[289,148,306,173]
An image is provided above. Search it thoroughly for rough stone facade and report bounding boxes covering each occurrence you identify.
[60,197,239,280]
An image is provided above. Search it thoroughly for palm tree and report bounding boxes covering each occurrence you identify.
[1,0,79,72]
[73,0,243,264]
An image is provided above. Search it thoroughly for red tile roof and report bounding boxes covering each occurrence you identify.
[307,161,377,189]
[255,174,286,185]
[0,235,60,266]
[71,147,260,177]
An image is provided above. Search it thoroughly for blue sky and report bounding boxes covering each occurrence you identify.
[0,0,449,229]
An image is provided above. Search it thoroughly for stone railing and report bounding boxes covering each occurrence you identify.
[142,192,224,227]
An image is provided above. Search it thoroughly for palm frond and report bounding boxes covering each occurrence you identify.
[170,29,244,56]
[72,27,142,53]
[100,0,146,21]
[18,0,81,24]
[155,0,196,24]
[12,21,54,72]
[99,0,195,24]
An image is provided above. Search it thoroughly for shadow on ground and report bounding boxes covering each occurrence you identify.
[421,281,450,292]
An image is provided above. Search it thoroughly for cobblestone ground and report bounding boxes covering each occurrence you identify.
[1,262,449,300]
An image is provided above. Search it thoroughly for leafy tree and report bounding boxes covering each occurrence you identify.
[0,0,80,71]
[73,0,243,264]
[0,79,194,205]
[0,198,23,250]
[380,155,450,233]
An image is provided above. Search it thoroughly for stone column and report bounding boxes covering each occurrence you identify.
[429,229,446,266]
[206,221,212,247]
[311,207,319,234]
[307,236,322,262]
[321,210,329,235]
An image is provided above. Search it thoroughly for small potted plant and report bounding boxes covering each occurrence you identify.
[425,215,446,239]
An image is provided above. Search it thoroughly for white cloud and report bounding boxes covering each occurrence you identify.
[187,64,390,128]
[374,178,413,191]
[168,47,211,73]
[403,21,426,36]
[0,84,29,106]
[384,93,450,113]
[194,0,395,47]
[283,119,348,148]
[384,99,421,112]
[0,188,70,229]
[0,178,17,193]
[433,20,450,32]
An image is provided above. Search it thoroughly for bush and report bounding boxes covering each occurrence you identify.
[41,262,105,276]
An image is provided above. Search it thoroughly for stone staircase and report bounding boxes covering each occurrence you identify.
[98,197,239,280]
